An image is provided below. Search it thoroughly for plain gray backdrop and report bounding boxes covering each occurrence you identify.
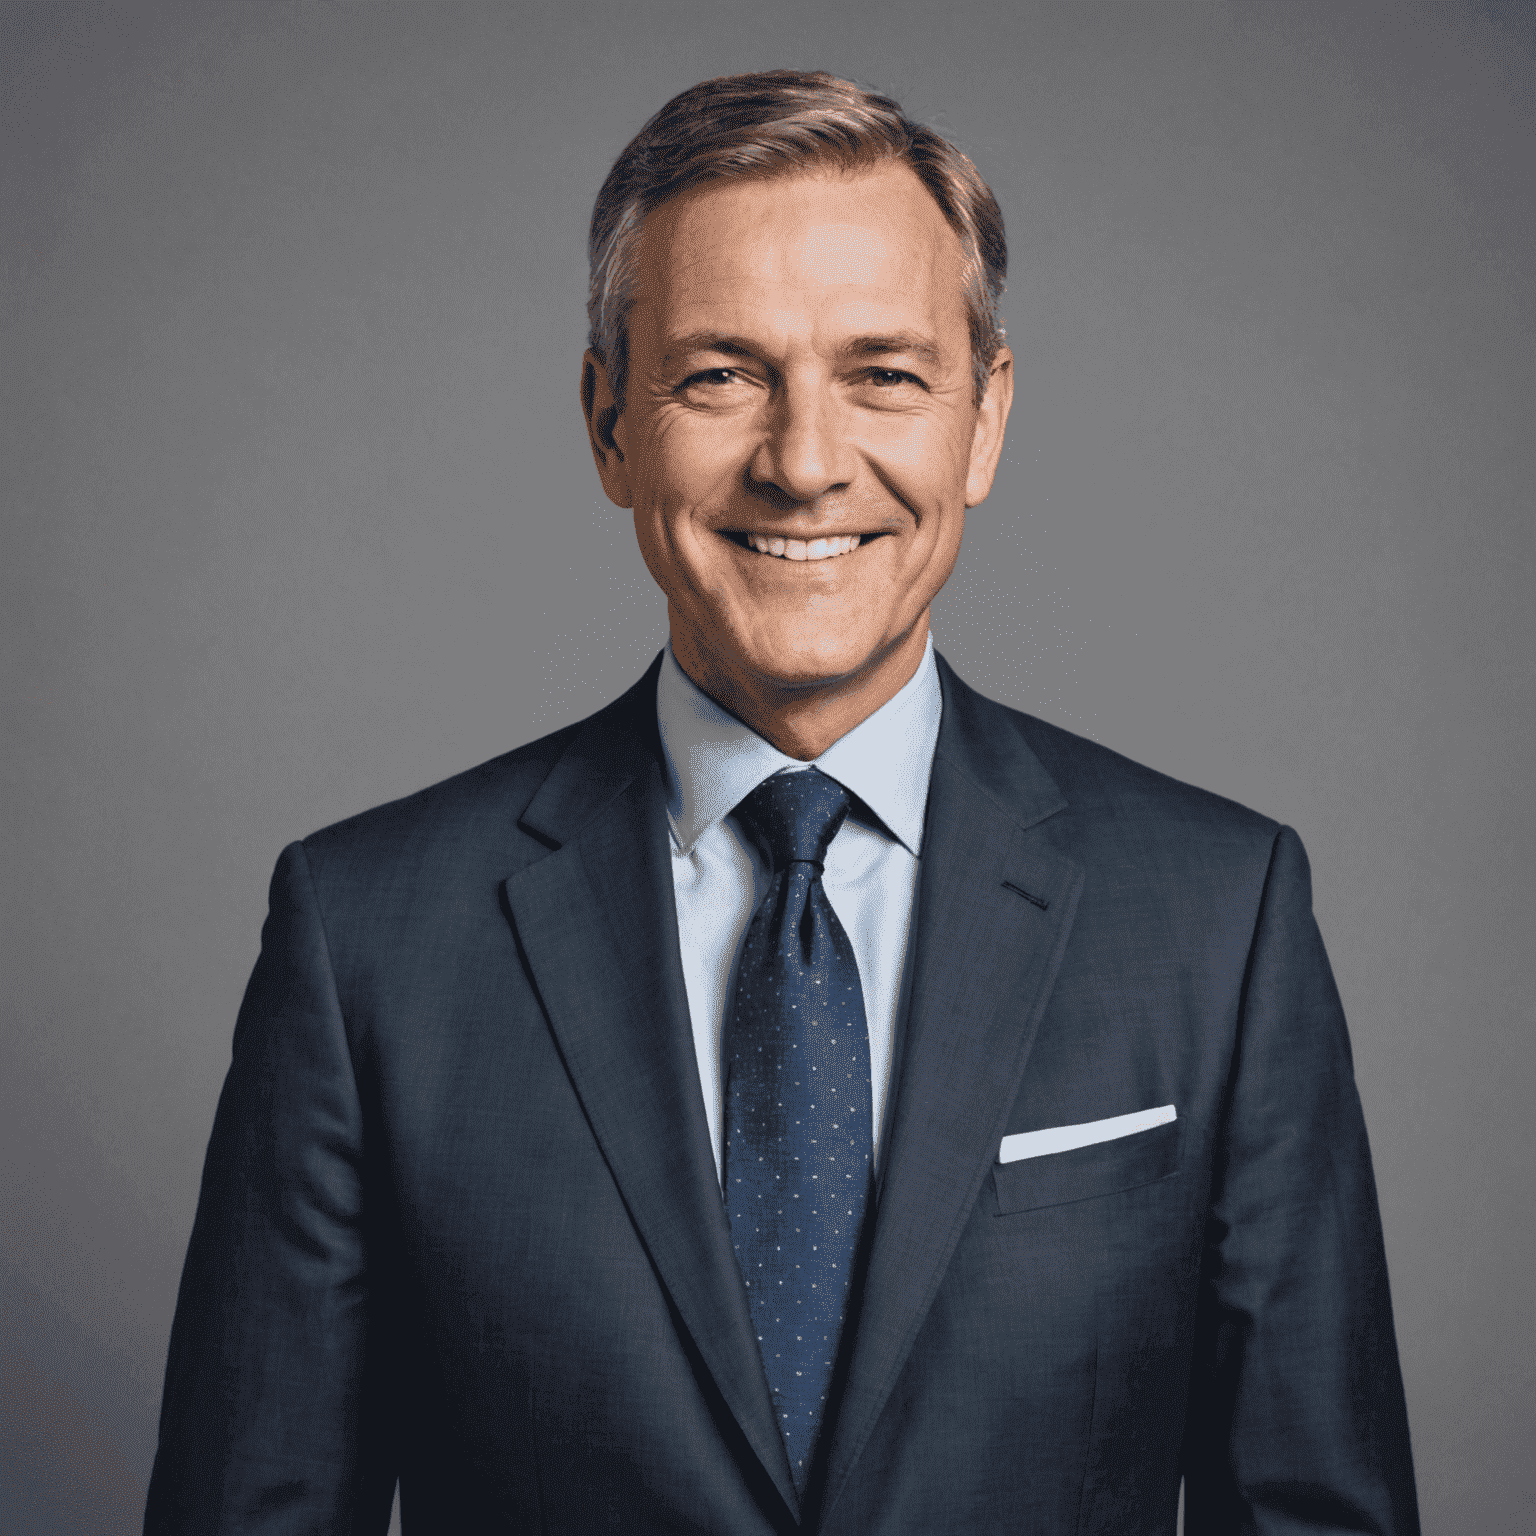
[4,2,1531,1532]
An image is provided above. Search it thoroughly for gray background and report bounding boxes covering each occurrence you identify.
[4,1,1531,1531]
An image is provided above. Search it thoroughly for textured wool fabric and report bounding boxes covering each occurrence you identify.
[724,768,875,1490]
[144,653,1419,1534]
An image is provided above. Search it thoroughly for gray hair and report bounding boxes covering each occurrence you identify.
[587,70,1007,411]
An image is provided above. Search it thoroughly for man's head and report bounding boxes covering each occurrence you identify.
[581,71,1014,753]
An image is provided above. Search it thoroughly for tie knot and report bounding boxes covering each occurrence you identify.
[733,767,852,872]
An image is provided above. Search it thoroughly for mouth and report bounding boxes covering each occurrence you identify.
[724,531,875,563]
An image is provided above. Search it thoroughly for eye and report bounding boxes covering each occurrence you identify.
[675,367,760,406]
[865,368,924,389]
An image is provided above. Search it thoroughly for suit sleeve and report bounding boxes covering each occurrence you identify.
[1182,826,1419,1536]
[144,842,397,1535]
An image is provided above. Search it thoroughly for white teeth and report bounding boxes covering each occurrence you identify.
[744,532,864,561]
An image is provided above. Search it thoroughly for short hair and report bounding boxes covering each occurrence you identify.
[587,70,1007,411]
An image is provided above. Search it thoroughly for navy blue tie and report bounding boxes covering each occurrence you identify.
[724,767,874,1492]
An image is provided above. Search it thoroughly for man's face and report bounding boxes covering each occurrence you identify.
[584,162,1012,700]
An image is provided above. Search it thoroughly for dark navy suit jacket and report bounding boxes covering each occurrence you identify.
[145,654,1419,1534]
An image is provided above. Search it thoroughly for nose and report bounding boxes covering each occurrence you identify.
[747,371,853,505]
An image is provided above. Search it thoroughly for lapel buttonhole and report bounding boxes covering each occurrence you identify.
[1002,880,1050,911]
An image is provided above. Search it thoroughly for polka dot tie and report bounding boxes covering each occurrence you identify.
[724,768,874,1494]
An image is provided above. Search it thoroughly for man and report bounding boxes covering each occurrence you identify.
[145,71,1419,1534]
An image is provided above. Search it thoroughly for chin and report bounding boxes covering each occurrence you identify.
[742,633,895,692]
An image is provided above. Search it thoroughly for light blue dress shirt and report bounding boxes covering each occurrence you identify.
[655,635,943,1185]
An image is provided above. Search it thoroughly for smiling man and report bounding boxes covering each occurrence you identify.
[145,73,1419,1535]
[585,157,1006,760]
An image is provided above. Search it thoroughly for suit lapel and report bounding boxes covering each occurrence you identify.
[820,658,1085,1522]
[502,664,799,1521]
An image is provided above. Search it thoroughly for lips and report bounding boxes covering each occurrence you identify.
[741,532,863,562]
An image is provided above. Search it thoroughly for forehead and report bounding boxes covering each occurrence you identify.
[630,163,971,352]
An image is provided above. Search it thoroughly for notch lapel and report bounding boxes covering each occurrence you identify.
[502,667,798,1521]
[821,659,1085,1522]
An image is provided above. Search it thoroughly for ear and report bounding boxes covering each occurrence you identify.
[581,349,633,508]
[964,346,1014,508]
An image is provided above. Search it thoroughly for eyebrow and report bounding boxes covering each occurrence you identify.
[846,333,945,369]
[660,333,761,366]
[661,330,947,370]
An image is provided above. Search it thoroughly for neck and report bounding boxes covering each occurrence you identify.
[669,618,931,760]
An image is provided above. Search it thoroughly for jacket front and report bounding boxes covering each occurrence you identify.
[145,655,1418,1535]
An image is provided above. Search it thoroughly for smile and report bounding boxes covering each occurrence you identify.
[737,533,863,562]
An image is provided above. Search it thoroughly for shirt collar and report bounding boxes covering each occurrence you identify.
[655,633,942,858]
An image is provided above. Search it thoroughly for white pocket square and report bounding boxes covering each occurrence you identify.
[998,1104,1177,1164]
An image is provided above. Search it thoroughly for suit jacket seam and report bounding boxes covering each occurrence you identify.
[1222,823,1290,1143]
[1073,1341,1101,1536]
[287,838,388,1535]
[290,837,367,1072]
[1181,820,1287,1515]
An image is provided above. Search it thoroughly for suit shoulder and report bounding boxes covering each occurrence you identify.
[296,719,580,872]
[988,695,1280,853]
[294,651,666,865]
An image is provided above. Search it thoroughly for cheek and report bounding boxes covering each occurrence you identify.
[627,443,739,604]
[635,407,742,496]
[632,431,743,554]
[864,415,971,513]
[880,478,967,558]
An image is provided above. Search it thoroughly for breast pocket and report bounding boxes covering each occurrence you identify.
[992,1118,1182,1215]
